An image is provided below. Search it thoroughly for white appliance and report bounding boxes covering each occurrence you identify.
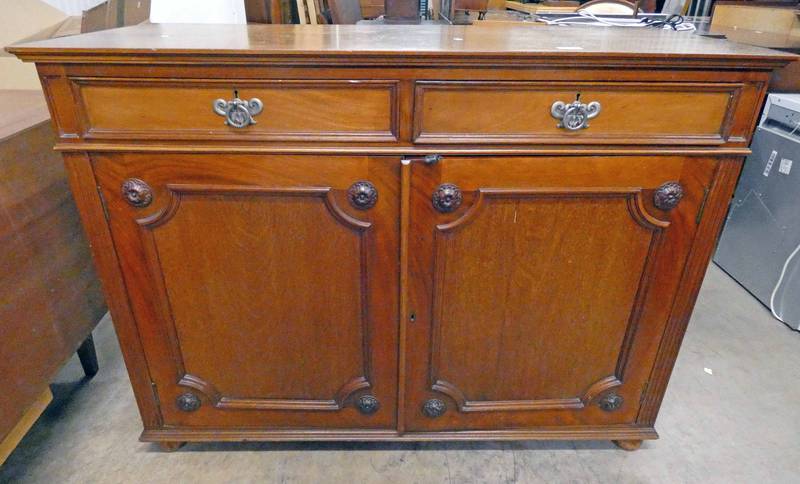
[715,93,800,330]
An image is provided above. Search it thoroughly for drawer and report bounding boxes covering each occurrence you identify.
[413,81,743,145]
[71,78,399,142]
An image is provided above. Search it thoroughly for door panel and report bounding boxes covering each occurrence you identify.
[405,155,715,431]
[431,189,663,409]
[93,154,398,429]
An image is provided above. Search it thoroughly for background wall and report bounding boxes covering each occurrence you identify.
[0,0,68,89]
[40,0,106,15]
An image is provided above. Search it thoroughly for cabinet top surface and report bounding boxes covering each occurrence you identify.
[7,24,795,67]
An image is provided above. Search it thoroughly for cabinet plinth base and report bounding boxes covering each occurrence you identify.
[142,427,658,444]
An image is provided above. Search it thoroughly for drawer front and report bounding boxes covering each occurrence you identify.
[72,79,399,142]
[413,81,742,145]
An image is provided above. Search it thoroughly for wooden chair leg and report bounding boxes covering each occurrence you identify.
[76,333,99,378]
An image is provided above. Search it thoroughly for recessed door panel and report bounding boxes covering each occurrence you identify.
[431,190,662,409]
[147,187,369,406]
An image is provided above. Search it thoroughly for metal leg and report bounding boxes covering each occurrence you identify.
[76,333,99,378]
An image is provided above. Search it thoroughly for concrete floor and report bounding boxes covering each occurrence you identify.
[1,264,799,483]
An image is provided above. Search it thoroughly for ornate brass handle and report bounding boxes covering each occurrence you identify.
[213,93,263,128]
[551,95,601,131]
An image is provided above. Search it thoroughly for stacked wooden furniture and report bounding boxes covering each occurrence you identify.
[0,90,105,464]
[9,24,793,451]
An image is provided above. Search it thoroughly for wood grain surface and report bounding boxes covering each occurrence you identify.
[4,23,792,57]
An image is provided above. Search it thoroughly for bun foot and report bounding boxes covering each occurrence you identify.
[613,439,642,451]
[159,441,186,452]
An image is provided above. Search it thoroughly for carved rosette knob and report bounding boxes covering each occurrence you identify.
[597,393,623,412]
[347,181,378,210]
[121,178,153,208]
[176,392,201,412]
[432,183,463,213]
[356,395,380,415]
[551,97,601,131]
[654,181,685,211]
[422,398,447,418]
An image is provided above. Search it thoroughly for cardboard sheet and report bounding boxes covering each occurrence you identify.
[150,0,246,24]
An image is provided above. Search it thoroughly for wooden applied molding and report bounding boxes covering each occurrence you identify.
[140,424,659,442]
[177,374,371,411]
[135,185,373,231]
[396,159,413,433]
[51,144,757,156]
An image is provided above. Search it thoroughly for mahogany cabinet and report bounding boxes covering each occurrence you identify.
[9,24,794,450]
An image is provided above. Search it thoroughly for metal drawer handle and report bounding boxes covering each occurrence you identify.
[551,94,601,131]
[213,91,263,128]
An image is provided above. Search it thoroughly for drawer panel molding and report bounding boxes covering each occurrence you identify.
[413,81,743,145]
[71,78,400,142]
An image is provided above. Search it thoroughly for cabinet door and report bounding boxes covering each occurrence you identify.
[404,155,714,431]
[94,154,398,430]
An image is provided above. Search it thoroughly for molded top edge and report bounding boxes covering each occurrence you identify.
[7,24,796,68]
